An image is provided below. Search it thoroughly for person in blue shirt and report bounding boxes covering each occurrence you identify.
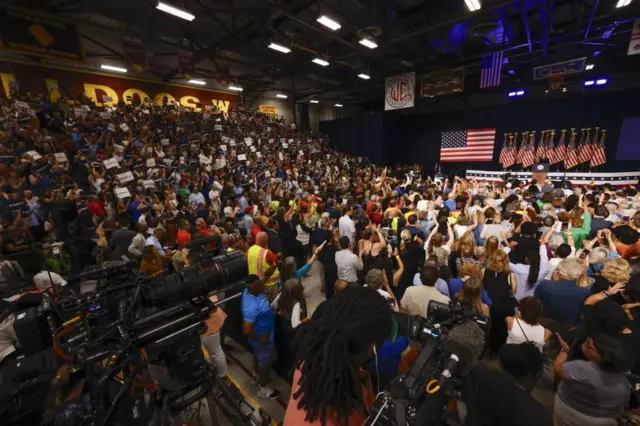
[241,275,280,400]
[128,194,146,224]
[279,251,318,286]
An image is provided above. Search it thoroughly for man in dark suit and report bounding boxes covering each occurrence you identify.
[264,219,284,256]
[588,205,613,239]
[109,224,136,261]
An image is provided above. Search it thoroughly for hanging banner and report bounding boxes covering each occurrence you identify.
[628,18,640,56]
[0,9,85,63]
[258,105,277,116]
[421,68,464,98]
[178,49,195,79]
[384,72,415,111]
[123,35,148,72]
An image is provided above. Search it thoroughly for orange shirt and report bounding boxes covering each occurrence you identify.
[283,368,374,426]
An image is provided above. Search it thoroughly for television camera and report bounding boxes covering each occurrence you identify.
[366,301,488,426]
[2,250,272,426]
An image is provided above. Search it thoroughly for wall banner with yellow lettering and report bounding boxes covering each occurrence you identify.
[258,105,277,116]
[0,60,239,114]
[0,9,86,63]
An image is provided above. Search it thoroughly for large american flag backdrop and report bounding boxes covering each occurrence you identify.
[440,129,496,163]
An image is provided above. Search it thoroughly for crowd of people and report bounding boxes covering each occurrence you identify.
[1,88,640,426]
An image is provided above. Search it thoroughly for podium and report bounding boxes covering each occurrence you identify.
[532,163,549,184]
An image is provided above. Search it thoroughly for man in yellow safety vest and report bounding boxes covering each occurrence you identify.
[247,231,280,302]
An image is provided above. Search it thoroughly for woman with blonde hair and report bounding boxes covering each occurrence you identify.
[396,228,426,301]
[456,277,490,317]
[591,258,631,306]
[484,249,518,352]
[483,236,500,265]
[453,231,483,277]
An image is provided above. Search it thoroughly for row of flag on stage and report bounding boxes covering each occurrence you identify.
[498,127,607,169]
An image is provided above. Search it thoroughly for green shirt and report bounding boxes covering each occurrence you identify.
[564,212,591,249]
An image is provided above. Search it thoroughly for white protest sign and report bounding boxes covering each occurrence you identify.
[280,138,286,143]
[161,138,170,145]
[220,144,227,152]
[115,187,131,199]
[117,171,135,184]
[102,158,118,169]
[288,139,294,143]
[244,138,253,146]
[299,150,304,156]
[265,170,271,177]
[180,157,185,164]
[119,123,129,132]
[122,140,130,146]
[199,154,212,165]
[222,136,230,142]
[229,139,236,146]
[282,143,288,148]
[156,150,165,158]
[237,154,247,161]
[74,107,87,117]
[27,151,42,160]
[214,124,223,131]
[54,152,68,163]
[250,146,256,152]
[163,158,173,166]
[108,124,115,132]
[15,101,29,109]
[256,152,262,158]
[142,180,156,189]
[99,112,111,119]
[146,158,156,167]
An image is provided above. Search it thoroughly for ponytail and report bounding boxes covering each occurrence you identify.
[526,250,541,289]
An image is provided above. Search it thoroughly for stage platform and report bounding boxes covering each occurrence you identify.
[465,170,640,186]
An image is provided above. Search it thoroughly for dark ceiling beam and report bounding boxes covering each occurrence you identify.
[539,0,549,60]
[520,2,533,53]
[584,0,599,40]
[500,7,514,45]
[82,35,123,58]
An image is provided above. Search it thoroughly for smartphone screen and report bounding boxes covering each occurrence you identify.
[623,216,630,224]
[561,222,569,232]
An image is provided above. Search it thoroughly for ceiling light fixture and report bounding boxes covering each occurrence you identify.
[358,73,371,80]
[616,0,631,8]
[334,103,343,107]
[276,94,288,99]
[228,85,243,92]
[316,15,341,31]
[562,87,567,92]
[596,78,608,85]
[359,38,378,49]
[187,79,206,85]
[156,2,195,21]
[309,100,319,104]
[101,64,127,73]
[268,42,291,54]
[516,90,524,96]
[584,80,595,86]
[464,0,481,12]
[312,58,330,66]
[585,64,595,70]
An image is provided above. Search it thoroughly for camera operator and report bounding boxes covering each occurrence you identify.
[284,286,392,425]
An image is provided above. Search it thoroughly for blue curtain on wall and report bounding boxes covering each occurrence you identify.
[320,89,640,174]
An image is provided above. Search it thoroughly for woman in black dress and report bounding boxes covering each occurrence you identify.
[483,249,518,353]
[394,229,426,301]
[317,228,339,299]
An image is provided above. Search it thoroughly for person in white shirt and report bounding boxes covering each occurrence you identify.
[338,206,356,247]
[129,223,148,257]
[335,236,363,285]
[33,270,67,290]
[505,296,551,352]
[146,227,167,255]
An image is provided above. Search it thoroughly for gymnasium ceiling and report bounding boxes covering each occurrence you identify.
[0,0,639,110]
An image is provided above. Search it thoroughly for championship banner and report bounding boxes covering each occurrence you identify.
[628,19,640,56]
[258,105,277,116]
[123,35,149,72]
[420,68,464,98]
[384,72,415,111]
[0,9,85,63]
[178,49,195,79]
[0,61,239,113]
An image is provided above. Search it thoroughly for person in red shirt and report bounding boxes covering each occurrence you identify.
[283,287,392,425]
[176,220,192,249]
[87,195,106,218]
[251,216,266,245]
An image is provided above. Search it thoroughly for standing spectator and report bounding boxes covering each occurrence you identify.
[176,219,192,249]
[535,259,591,326]
[338,205,356,247]
[505,297,551,352]
[335,236,363,286]
[247,232,280,301]
[128,223,148,258]
[401,265,450,318]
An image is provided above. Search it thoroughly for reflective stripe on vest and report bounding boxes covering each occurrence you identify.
[248,244,279,286]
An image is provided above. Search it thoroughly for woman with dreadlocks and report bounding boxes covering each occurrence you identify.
[283,286,393,425]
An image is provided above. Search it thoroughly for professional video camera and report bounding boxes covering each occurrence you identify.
[2,250,272,426]
[366,301,488,426]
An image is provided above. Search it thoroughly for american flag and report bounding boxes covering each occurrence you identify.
[440,129,496,162]
[565,131,579,169]
[515,133,526,166]
[551,131,567,165]
[522,133,536,168]
[590,129,607,167]
[498,134,508,166]
[578,129,593,165]
[546,130,556,163]
[505,137,516,168]
[480,51,504,88]
[535,131,547,162]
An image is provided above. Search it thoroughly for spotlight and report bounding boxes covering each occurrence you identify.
[357,73,371,80]
[317,15,341,31]
[268,42,291,54]
[276,94,288,99]
[596,78,608,85]
[584,80,595,86]
[101,65,127,73]
[334,103,343,107]
[187,79,206,85]
[359,38,378,49]
[585,64,595,70]
[464,0,481,12]
[309,100,319,104]
[312,58,330,66]
[616,0,631,8]
[156,2,195,21]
